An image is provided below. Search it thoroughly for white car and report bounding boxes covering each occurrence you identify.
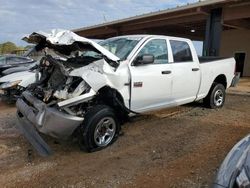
[0,70,37,101]
[16,30,239,156]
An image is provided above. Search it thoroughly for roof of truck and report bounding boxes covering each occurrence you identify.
[106,34,191,42]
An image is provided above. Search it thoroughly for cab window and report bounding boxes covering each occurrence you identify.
[170,40,193,62]
[136,39,168,64]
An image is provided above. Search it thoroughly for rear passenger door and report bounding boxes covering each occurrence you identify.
[170,39,201,104]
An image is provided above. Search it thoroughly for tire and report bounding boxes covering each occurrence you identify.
[78,105,120,152]
[204,83,226,109]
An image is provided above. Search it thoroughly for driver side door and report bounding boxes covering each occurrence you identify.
[129,38,173,112]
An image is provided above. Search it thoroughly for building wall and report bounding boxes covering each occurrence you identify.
[220,29,250,77]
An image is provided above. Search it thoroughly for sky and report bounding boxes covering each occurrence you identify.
[0,0,201,45]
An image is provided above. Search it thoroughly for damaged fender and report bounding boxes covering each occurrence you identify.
[70,59,130,92]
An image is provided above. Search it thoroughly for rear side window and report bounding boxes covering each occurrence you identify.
[170,40,193,62]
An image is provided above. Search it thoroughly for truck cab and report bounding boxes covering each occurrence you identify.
[125,35,201,112]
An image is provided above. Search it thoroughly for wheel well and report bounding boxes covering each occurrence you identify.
[97,86,128,123]
[213,74,227,88]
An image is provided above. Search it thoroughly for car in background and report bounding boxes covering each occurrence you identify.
[1,61,38,76]
[214,134,250,188]
[0,70,38,102]
[0,54,35,76]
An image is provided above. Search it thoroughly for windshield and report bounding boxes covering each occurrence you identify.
[99,37,142,60]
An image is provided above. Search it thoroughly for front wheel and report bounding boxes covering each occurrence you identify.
[78,105,120,152]
[204,83,226,109]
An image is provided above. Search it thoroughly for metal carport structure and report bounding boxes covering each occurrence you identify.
[73,0,250,76]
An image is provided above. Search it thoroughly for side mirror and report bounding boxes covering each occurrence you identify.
[134,54,154,66]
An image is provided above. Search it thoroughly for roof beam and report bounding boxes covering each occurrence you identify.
[223,19,250,30]
[120,14,207,32]
[75,13,207,38]
[121,8,205,27]
[223,3,250,21]
[76,26,116,37]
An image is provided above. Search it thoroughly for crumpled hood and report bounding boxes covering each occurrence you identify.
[22,29,120,65]
[0,71,37,87]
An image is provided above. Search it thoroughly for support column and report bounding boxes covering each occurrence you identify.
[203,8,223,56]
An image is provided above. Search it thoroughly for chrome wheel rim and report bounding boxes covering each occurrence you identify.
[94,117,116,147]
[214,89,224,106]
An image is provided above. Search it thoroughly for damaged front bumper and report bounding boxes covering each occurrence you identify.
[16,91,84,156]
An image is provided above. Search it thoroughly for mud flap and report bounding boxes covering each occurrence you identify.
[16,113,53,156]
[231,72,240,87]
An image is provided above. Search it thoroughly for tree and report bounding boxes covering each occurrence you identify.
[0,42,18,54]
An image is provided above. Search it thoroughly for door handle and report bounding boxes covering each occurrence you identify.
[162,70,171,74]
[192,68,200,71]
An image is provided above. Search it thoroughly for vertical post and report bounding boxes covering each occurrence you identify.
[203,8,222,56]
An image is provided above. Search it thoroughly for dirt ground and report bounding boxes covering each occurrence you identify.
[0,94,250,188]
[228,77,250,95]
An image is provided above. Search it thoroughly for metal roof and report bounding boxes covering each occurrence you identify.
[73,0,228,32]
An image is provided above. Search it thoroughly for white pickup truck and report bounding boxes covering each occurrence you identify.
[16,30,239,156]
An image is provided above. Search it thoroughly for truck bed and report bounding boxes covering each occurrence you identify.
[198,56,229,63]
[196,57,236,100]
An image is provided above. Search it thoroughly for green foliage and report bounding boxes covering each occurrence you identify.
[0,42,26,55]
[0,42,17,54]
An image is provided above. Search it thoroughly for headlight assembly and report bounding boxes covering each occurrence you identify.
[0,80,22,89]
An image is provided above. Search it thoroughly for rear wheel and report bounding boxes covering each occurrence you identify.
[78,105,120,152]
[204,83,226,109]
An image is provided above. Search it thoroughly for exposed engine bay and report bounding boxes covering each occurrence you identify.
[26,53,101,117]
[29,55,90,102]
[24,30,121,110]
[26,46,128,120]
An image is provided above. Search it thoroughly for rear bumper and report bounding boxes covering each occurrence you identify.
[16,91,84,156]
[230,72,240,87]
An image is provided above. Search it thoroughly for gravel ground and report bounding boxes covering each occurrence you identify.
[0,94,250,188]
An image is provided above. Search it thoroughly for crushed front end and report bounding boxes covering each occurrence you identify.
[16,55,98,156]
[16,90,85,156]
[15,29,120,156]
